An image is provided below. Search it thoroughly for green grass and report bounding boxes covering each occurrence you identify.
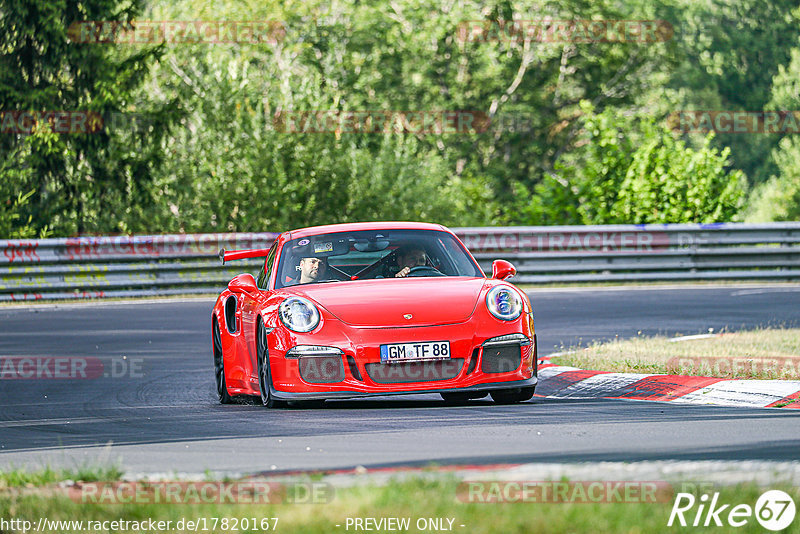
[550,328,800,379]
[1,473,798,533]
[0,466,123,488]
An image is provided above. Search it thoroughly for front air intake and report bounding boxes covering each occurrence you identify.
[481,344,522,374]
[299,356,345,383]
[365,359,464,384]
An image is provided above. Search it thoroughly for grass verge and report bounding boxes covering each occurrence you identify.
[550,328,800,379]
[1,472,798,533]
[0,466,123,488]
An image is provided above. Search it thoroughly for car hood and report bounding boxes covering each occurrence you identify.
[290,277,487,328]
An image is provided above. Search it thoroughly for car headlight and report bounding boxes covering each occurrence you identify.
[486,286,522,321]
[279,296,320,332]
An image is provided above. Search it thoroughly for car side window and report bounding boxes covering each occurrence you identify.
[257,242,278,289]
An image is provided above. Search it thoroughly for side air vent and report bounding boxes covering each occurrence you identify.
[224,295,237,333]
[346,355,363,381]
[466,347,480,375]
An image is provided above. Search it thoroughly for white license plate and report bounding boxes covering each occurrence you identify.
[380,341,451,363]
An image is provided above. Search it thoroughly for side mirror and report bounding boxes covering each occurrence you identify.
[228,273,258,293]
[491,259,516,280]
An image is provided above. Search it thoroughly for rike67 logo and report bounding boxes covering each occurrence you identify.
[668,490,796,531]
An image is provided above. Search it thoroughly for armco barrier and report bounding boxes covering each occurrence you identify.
[1,223,799,301]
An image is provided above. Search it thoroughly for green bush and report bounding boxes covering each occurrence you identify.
[745,137,800,221]
[513,102,746,225]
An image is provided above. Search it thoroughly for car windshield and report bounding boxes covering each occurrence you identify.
[275,229,484,288]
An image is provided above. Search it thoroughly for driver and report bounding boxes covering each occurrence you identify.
[394,246,427,278]
[298,256,327,284]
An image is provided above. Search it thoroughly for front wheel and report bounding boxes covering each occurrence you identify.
[257,321,286,409]
[213,317,234,404]
[490,386,535,405]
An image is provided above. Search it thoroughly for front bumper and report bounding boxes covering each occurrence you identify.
[270,376,538,401]
[267,317,537,399]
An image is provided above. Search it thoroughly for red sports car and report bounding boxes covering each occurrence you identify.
[212,222,537,407]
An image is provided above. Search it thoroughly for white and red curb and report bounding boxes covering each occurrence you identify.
[536,363,800,408]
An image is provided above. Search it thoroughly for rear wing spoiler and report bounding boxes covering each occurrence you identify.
[219,248,271,265]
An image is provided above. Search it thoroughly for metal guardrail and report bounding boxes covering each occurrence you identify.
[1,223,799,301]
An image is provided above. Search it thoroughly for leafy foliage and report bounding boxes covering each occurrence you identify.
[745,136,800,222]
[1,0,797,236]
[0,0,179,236]
[744,41,800,221]
[517,103,745,224]
[664,0,800,184]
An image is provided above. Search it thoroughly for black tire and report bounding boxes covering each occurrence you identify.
[490,386,535,405]
[257,320,286,409]
[440,391,488,404]
[213,317,235,404]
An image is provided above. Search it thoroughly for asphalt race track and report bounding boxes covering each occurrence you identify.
[1,285,799,474]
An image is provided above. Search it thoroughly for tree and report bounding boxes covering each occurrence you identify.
[5,0,778,234]
[137,0,495,232]
[666,0,800,183]
[0,0,178,237]
[140,0,679,230]
[743,42,800,221]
